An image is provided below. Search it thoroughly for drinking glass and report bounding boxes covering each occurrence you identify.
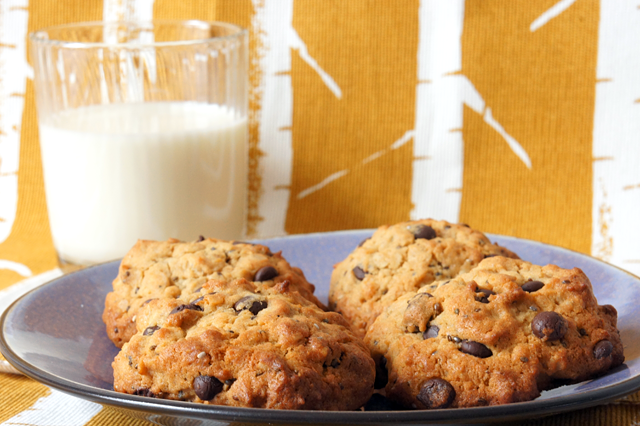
[30,21,248,268]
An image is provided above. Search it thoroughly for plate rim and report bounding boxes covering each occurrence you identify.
[2,229,640,424]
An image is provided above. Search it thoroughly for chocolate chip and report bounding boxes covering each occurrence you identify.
[353,266,366,280]
[143,326,160,336]
[520,356,529,363]
[234,296,268,315]
[413,225,437,240]
[197,235,205,242]
[484,254,498,259]
[522,280,544,293]
[133,388,156,398]
[594,340,613,359]
[447,335,462,343]
[579,328,588,336]
[330,359,340,368]
[192,296,205,304]
[475,288,495,304]
[531,311,567,341]
[417,378,456,409]
[358,238,370,248]
[142,298,156,306]
[423,325,439,339]
[254,266,278,282]
[169,303,204,315]
[193,375,224,401]
[374,356,388,389]
[460,341,492,358]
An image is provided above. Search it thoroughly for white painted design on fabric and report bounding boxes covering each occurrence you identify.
[591,0,640,276]
[297,130,414,199]
[530,0,579,32]
[0,0,29,245]
[411,0,530,223]
[252,0,342,237]
[0,389,102,426]
[103,0,154,21]
[483,107,532,168]
[103,0,157,97]
[0,260,32,278]
[289,28,342,99]
[298,170,349,199]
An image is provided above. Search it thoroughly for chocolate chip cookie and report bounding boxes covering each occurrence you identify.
[103,238,324,348]
[113,278,375,410]
[365,256,624,408]
[329,219,518,336]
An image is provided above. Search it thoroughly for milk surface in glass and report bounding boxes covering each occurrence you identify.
[39,101,247,265]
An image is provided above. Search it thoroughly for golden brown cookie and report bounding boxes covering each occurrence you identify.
[113,278,375,410]
[329,219,518,336]
[365,257,624,409]
[103,238,323,348]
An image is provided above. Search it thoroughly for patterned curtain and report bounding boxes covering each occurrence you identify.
[1,0,638,292]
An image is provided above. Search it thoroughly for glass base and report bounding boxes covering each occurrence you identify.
[58,256,88,274]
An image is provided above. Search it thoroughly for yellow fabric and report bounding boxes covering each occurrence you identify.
[0,370,51,424]
[1,1,639,425]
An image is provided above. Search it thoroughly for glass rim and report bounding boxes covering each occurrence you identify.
[28,19,247,49]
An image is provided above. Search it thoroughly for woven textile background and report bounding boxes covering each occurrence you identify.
[1,0,639,289]
[0,1,639,425]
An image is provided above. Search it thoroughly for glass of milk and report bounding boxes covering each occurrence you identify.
[30,21,248,267]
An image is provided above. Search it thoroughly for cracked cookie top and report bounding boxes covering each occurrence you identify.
[329,219,518,336]
[103,238,323,348]
[365,256,624,409]
[112,278,375,410]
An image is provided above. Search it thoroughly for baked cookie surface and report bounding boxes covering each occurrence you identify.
[113,278,375,410]
[365,257,624,409]
[103,238,323,348]
[329,219,518,336]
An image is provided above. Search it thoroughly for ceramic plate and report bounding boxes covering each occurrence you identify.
[1,230,640,425]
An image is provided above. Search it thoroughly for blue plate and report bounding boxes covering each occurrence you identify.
[1,230,640,425]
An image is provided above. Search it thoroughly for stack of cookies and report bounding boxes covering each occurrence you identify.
[329,219,624,409]
[104,219,624,411]
[103,238,375,410]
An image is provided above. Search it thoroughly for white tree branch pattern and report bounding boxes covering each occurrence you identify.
[411,0,530,223]
[592,0,640,276]
[0,0,32,277]
[252,0,341,237]
[297,0,531,213]
[530,0,579,32]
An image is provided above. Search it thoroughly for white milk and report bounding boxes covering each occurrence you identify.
[39,102,247,265]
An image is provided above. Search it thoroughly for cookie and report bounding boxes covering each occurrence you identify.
[113,278,375,410]
[365,257,624,408]
[329,219,518,336]
[103,238,324,348]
